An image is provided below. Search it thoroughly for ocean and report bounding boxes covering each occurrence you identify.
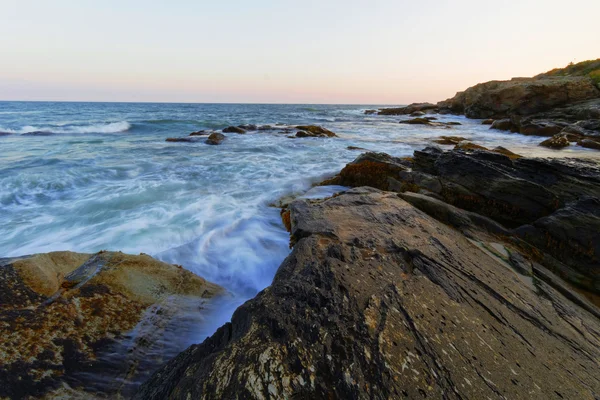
[1,101,598,337]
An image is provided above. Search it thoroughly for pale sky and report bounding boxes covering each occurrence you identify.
[1,0,598,104]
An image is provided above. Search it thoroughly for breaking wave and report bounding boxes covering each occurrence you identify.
[0,121,131,135]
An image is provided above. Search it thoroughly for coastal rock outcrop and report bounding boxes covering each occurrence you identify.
[438,76,599,119]
[321,148,600,294]
[0,251,223,399]
[375,59,600,150]
[377,102,438,115]
[136,187,600,399]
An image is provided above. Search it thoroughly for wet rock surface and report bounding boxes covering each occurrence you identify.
[0,251,223,399]
[206,132,226,145]
[294,125,337,138]
[136,187,600,399]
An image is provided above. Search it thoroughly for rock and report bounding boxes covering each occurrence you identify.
[519,121,564,136]
[257,125,275,130]
[364,109,377,115]
[432,136,467,145]
[579,138,600,150]
[136,188,600,400]
[378,102,438,115]
[409,111,425,116]
[514,197,600,292]
[223,126,246,134]
[539,134,570,149]
[399,117,433,125]
[320,152,409,190]
[347,146,370,151]
[454,141,488,151]
[321,148,600,293]
[482,119,494,124]
[490,118,516,131]
[398,191,510,237]
[238,124,257,131]
[295,125,337,137]
[166,137,203,143]
[206,132,226,145]
[438,76,599,119]
[491,146,522,159]
[0,251,222,399]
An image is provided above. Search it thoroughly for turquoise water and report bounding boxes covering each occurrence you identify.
[1,101,598,307]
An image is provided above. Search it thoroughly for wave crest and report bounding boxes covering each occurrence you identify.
[0,121,131,135]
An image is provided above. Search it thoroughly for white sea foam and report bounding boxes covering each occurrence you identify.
[0,121,131,134]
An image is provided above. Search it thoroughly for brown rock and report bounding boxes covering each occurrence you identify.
[295,125,337,137]
[0,251,222,399]
[482,119,494,124]
[432,136,467,145]
[222,126,246,134]
[540,134,570,149]
[579,138,600,150]
[206,132,226,145]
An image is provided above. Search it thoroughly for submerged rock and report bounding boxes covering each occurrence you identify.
[0,251,223,399]
[166,137,203,143]
[206,132,226,145]
[136,188,600,399]
[223,126,246,134]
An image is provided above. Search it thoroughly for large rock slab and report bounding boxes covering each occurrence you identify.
[320,148,600,294]
[136,188,600,399]
[0,251,223,399]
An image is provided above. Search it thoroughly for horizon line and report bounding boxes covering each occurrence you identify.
[0,99,407,107]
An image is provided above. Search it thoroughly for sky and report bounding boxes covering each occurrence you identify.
[1,0,599,104]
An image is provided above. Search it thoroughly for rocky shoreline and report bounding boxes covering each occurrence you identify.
[0,251,224,399]
[371,59,600,151]
[2,60,600,399]
[136,146,600,399]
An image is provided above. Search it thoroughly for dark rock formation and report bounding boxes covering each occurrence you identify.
[490,118,517,132]
[295,125,337,137]
[580,138,600,150]
[399,118,459,128]
[378,102,438,115]
[136,188,600,399]
[166,137,204,143]
[238,124,257,131]
[320,148,600,294]
[0,251,223,399]
[206,132,226,145]
[432,136,467,145]
[223,126,246,134]
[482,119,494,125]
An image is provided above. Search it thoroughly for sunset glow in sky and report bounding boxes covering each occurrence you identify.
[1,0,599,104]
